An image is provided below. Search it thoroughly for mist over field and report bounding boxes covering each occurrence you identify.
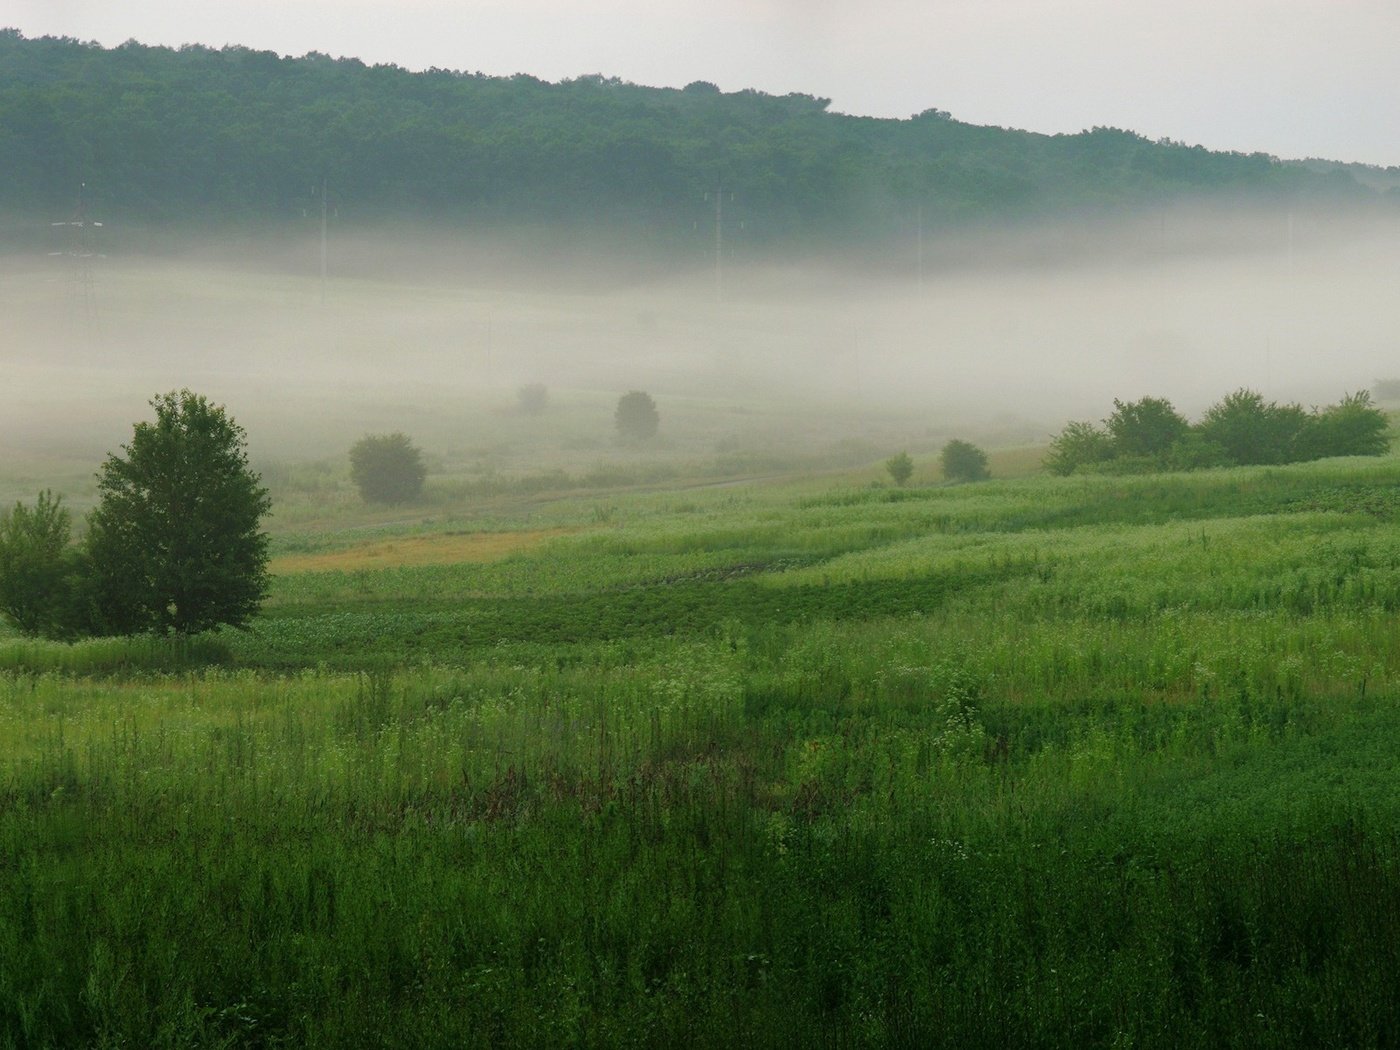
[4,203,1398,481]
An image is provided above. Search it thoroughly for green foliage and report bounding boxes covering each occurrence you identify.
[940,439,990,483]
[349,433,427,504]
[10,454,1400,1043]
[1052,388,1391,476]
[1164,430,1231,471]
[1044,420,1115,476]
[615,390,660,442]
[1105,396,1189,459]
[85,391,271,635]
[0,32,1369,243]
[1305,390,1390,458]
[0,491,79,638]
[0,633,231,674]
[885,451,913,486]
[1198,388,1311,466]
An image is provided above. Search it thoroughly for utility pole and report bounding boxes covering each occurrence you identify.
[851,328,863,406]
[704,186,739,303]
[1286,208,1295,278]
[319,177,329,304]
[49,182,103,331]
[916,204,925,286]
[709,186,726,302]
[715,187,723,302]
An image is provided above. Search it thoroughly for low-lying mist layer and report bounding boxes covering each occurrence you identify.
[4,206,1398,492]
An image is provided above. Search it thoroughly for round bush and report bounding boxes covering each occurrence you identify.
[941,439,990,483]
[350,433,427,504]
[615,391,659,441]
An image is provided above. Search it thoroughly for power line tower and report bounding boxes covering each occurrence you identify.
[916,203,925,286]
[702,186,743,303]
[48,182,104,330]
[305,178,338,304]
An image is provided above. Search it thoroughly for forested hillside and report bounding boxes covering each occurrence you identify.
[0,29,1385,248]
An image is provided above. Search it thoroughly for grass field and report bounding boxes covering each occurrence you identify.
[5,445,1400,1047]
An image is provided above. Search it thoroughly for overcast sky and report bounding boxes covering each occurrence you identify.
[9,0,1400,166]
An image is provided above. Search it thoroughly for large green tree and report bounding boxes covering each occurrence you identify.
[85,391,271,635]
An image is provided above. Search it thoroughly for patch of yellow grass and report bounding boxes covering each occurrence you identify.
[986,445,1048,479]
[272,529,575,574]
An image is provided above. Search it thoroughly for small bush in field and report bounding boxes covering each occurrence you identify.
[885,452,913,486]
[615,391,660,442]
[941,439,990,483]
[1045,421,1115,476]
[350,433,427,505]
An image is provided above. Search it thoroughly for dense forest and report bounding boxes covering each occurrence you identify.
[0,29,1390,251]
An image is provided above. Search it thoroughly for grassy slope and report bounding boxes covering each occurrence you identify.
[5,456,1400,1046]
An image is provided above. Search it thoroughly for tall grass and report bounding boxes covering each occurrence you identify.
[6,455,1400,1045]
[0,634,232,676]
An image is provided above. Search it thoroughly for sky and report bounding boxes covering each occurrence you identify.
[8,0,1400,167]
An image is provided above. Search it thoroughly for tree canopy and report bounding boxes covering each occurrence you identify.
[0,30,1381,249]
[85,391,271,635]
[1105,397,1190,459]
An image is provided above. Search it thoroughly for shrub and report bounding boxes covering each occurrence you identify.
[1048,387,1390,477]
[615,391,659,442]
[1165,431,1230,471]
[941,439,990,483]
[0,491,79,638]
[1105,396,1189,459]
[1044,421,1114,476]
[1198,389,1310,466]
[350,433,427,504]
[1305,391,1390,459]
[885,452,913,486]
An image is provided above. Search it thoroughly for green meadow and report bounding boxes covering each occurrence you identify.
[5,452,1400,1046]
